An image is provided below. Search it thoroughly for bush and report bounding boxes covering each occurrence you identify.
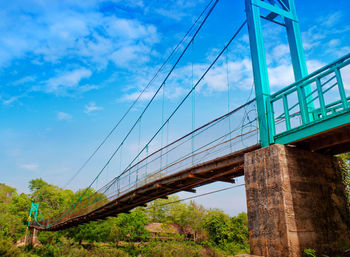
[140,240,208,257]
[0,238,23,257]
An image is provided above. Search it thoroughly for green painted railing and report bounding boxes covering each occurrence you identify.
[268,53,350,144]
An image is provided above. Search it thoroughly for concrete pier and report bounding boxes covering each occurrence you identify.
[25,227,40,247]
[244,144,350,257]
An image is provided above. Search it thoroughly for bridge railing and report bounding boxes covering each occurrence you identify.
[103,99,258,203]
[269,53,350,142]
[32,100,259,229]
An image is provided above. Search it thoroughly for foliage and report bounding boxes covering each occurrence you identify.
[0,238,23,257]
[140,240,209,257]
[1,178,251,256]
[0,184,30,242]
[146,198,209,242]
[111,209,150,242]
[145,195,183,222]
[203,210,249,255]
[29,178,75,218]
[340,153,350,204]
[31,237,129,257]
[304,248,317,257]
[65,219,113,244]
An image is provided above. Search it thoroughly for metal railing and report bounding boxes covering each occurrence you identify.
[269,53,350,141]
[31,100,258,229]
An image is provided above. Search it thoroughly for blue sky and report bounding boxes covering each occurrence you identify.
[1,0,349,216]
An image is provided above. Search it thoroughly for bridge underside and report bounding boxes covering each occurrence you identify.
[289,122,350,155]
[29,120,350,232]
[31,144,259,231]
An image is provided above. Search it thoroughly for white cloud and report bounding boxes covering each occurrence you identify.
[2,95,24,105]
[105,17,157,42]
[333,46,350,58]
[19,163,38,171]
[166,86,188,99]
[267,59,326,90]
[121,57,254,102]
[12,76,36,86]
[321,11,342,28]
[123,86,189,102]
[302,10,349,59]
[84,102,103,113]
[57,112,72,120]
[271,44,289,62]
[111,44,151,68]
[306,60,325,73]
[78,84,99,93]
[0,2,160,71]
[123,90,157,102]
[150,0,206,21]
[45,68,92,93]
[328,39,340,48]
[268,64,294,89]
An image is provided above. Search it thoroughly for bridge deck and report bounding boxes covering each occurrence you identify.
[31,144,260,231]
[29,119,350,231]
[292,122,350,155]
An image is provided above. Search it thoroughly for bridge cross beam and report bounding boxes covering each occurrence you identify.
[245,0,312,147]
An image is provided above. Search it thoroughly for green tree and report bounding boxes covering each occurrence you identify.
[203,209,232,245]
[340,153,350,203]
[145,195,188,224]
[0,184,29,241]
[203,209,249,255]
[29,178,75,219]
[0,238,22,257]
[66,219,114,244]
[230,212,249,244]
[0,183,16,203]
[168,201,207,242]
[111,209,150,243]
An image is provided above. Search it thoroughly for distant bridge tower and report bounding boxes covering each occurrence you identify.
[244,1,350,256]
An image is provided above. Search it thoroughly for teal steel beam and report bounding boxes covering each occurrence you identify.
[282,94,291,130]
[246,0,310,146]
[315,78,327,118]
[283,0,314,118]
[245,0,271,147]
[252,0,296,21]
[274,111,350,145]
[335,68,348,110]
[283,0,307,81]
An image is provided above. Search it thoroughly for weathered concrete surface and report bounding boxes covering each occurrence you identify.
[244,144,350,257]
[16,227,41,247]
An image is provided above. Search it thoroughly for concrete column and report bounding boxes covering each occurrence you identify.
[24,227,40,247]
[244,144,350,257]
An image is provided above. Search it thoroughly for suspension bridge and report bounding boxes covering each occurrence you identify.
[26,0,350,255]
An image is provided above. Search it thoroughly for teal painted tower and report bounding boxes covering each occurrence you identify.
[28,202,39,226]
[245,0,309,147]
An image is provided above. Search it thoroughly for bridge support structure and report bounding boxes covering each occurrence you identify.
[25,227,40,247]
[17,227,40,247]
[244,144,350,256]
[245,0,312,147]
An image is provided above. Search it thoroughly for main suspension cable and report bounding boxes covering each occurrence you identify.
[85,0,219,192]
[53,0,220,224]
[118,20,247,178]
[35,0,220,227]
[62,0,217,189]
